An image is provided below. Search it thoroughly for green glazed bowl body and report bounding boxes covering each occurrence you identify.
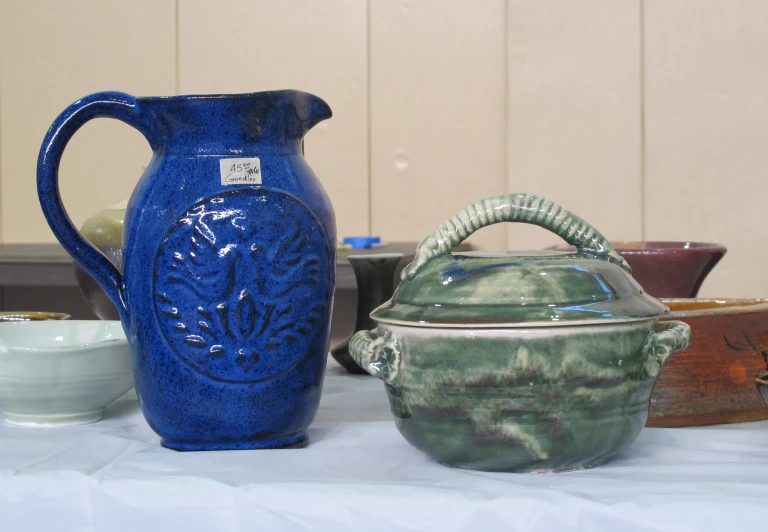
[351,318,688,473]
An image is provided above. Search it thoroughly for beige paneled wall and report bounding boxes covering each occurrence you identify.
[0,0,175,241]
[506,0,642,250]
[369,0,507,251]
[643,0,768,298]
[178,0,370,238]
[0,0,765,297]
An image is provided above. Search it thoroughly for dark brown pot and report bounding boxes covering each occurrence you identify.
[647,298,768,427]
[330,253,403,374]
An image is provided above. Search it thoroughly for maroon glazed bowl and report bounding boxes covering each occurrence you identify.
[548,241,726,298]
[611,242,727,298]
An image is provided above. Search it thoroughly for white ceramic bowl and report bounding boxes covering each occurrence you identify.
[0,320,134,427]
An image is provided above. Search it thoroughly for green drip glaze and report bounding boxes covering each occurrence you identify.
[354,320,688,472]
[373,251,668,326]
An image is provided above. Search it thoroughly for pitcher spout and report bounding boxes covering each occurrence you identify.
[303,93,332,135]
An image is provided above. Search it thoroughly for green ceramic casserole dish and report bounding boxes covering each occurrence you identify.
[350,193,691,473]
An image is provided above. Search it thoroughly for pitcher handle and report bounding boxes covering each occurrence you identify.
[401,193,629,280]
[37,92,155,323]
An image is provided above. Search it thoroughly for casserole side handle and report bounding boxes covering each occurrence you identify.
[349,329,402,383]
[642,320,691,376]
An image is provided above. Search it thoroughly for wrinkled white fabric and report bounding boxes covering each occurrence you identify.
[0,359,766,531]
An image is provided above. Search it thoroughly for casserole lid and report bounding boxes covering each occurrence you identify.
[371,194,668,328]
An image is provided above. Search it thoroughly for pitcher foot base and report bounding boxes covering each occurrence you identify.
[161,433,308,451]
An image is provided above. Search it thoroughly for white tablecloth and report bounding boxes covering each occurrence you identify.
[1,359,767,532]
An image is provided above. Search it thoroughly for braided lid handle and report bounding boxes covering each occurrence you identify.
[401,193,630,280]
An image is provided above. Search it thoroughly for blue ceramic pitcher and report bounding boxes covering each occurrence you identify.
[38,91,336,450]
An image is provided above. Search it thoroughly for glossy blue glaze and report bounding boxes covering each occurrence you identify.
[38,90,336,450]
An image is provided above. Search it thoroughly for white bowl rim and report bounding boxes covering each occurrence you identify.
[0,320,128,353]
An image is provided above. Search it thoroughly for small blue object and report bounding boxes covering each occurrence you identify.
[343,236,381,249]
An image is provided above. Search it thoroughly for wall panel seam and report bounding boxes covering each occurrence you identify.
[503,0,509,248]
[0,71,3,243]
[174,0,180,95]
[365,0,372,236]
[639,0,646,241]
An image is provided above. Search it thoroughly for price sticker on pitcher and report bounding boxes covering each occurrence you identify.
[219,157,262,185]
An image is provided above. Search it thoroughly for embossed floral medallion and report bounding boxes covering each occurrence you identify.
[154,189,331,383]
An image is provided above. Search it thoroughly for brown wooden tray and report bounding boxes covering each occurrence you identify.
[647,299,768,427]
